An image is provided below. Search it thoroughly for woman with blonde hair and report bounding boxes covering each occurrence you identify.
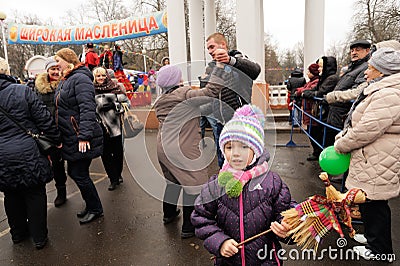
[93,66,126,191]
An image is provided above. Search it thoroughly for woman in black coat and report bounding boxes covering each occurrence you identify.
[54,48,104,224]
[0,59,60,249]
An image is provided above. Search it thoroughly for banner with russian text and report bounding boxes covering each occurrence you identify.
[7,11,168,45]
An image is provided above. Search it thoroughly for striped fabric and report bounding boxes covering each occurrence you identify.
[219,104,265,158]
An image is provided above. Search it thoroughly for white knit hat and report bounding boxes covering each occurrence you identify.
[45,56,58,72]
[0,57,10,75]
[369,48,400,76]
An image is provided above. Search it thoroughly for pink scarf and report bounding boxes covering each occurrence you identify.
[218,161,269,198]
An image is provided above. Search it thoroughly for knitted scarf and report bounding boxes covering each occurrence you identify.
[94,75,117,94]
[217,161,269,198]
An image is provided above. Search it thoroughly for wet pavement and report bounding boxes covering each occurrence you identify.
[0,131,398,265]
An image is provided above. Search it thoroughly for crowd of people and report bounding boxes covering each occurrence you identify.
[287,39,400,262]
[0,33,399,265]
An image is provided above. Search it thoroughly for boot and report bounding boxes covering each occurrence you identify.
[181,206,195,239]
[54,187,67,207]
[163,201,180,224]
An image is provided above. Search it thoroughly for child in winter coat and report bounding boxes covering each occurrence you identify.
[191,104,296,265]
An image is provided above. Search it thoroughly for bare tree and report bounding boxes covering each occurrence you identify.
[352,0,400,43]
[264,33,284,85]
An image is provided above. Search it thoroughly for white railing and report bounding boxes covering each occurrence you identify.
[268,85,288,107]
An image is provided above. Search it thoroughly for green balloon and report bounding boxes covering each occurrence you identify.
[319,146,351,175]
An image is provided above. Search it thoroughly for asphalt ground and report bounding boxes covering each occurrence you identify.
[0,131,398,265]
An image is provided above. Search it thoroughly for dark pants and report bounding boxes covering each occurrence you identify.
[324,127,340,147]
[50,148,67,189]
[163,183,198,232]
[101,134,123,184]
[3,184,47,244]
[359,200,393,255]
[307,125,323,156]
[67,159,103,214]
[200,116,224,168]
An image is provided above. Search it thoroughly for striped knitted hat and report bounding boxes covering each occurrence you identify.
[219,104,265,158]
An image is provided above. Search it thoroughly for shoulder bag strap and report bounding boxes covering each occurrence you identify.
[0,104,34,137]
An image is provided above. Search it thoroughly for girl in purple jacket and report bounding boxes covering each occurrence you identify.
[192,104,295,265]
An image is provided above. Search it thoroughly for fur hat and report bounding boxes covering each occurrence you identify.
[86,42,94,48]
[0,57,10,75]
[308,63,320,76]
[45,56,57,72]
[219,104,265,159]
[369,47,400,76]
[156,65,182,93]
[350,40,371,50]
[55,48,80,65]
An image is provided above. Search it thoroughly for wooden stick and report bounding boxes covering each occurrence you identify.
[236,228,272,247]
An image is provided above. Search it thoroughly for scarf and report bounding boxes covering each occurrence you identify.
[94,75,117,94]
[217,160,269,198]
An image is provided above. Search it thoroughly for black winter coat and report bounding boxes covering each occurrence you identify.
[327,55,369,129]
[55,66,103,161]
[0,74,60,191]
[287,68,306,96]
[199,50,261,124]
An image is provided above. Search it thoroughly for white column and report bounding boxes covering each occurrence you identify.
[304,0,325,72]
[188,0,205,86]
[204,0,216,61]
[236,0,267,113]
[166,0,188,81]
[236,0,264,82]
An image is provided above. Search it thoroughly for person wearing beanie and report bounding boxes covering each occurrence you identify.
[34,57,67,207]
[368,47,400,76]
[93,66,127,191]
[54,48,104,224]
[0,57,61,249]
[154,63,229,239]
[295,63,321,160]
[334,47,400,262]
[192,104,296,265]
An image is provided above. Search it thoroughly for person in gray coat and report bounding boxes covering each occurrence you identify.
[154,63,228,238]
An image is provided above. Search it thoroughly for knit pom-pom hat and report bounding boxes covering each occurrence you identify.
[219,104,265,158]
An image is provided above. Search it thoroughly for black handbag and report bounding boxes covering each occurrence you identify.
[0,105,58,155]
[122,103,144,138]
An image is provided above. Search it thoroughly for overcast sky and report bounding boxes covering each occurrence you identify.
[263,0,354,51]
[1,0,354,51]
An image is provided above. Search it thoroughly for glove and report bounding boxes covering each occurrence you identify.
[302,90,315,99]
[320,98,329,105]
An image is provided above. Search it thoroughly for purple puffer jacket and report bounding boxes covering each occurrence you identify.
[191,154,296,266]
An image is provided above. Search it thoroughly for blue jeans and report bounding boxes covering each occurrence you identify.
[67,159,103,214]
[200,116,224,168]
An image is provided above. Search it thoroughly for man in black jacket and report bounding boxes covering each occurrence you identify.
[325,39,371,147]
[199,32,261,167]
